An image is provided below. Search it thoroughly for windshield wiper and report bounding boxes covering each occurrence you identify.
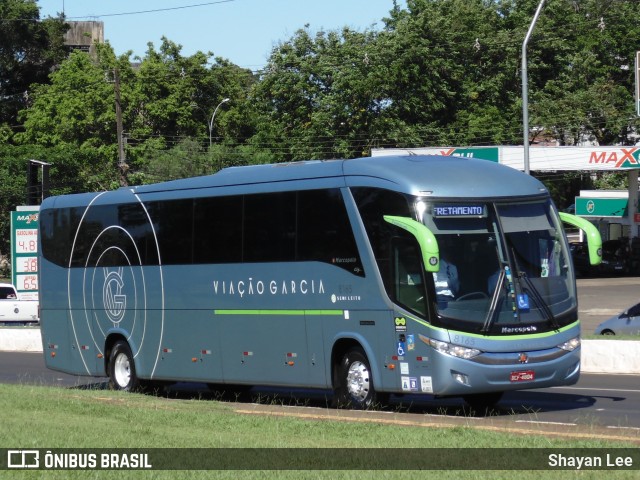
[480,266,511,334]
[509,247,561,330]
[517,271,560,330]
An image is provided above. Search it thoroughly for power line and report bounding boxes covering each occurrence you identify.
[60,1,236,19]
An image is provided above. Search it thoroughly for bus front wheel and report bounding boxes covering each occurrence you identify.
[335,347,378,409]
[108,340,140,392]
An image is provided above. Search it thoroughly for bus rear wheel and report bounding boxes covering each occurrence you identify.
[108,340,140,392]
[335,347,378,409]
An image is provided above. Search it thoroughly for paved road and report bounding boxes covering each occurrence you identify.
[577,276,639,334]
[2,351,640,444]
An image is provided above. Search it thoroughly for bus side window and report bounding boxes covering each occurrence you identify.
[244,192,296,263]
[297,189,363,275]
[194,196,243,264]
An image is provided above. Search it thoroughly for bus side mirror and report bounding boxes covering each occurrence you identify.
[383,215,440,273]
[559,212,602,266]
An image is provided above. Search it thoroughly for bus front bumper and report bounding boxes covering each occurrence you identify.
[426,346,581,397]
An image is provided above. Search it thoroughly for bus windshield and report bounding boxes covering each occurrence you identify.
[422,200,576,335]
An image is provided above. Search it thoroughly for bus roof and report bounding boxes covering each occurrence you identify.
[42,155,549,209]
[130,155,547,199]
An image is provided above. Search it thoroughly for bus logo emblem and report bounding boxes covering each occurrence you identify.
[103,268,127,324]
[518,353,529,364]
[394,317,407,332]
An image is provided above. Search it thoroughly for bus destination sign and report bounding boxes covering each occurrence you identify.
[433,205,485,218]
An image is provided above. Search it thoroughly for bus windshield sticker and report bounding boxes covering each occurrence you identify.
[517,294,530,311]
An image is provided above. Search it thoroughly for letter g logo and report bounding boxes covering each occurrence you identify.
[103,268,127,325]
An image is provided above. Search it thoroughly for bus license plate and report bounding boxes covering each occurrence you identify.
[510,370,535,382]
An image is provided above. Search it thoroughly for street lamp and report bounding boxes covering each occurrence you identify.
[209,98,230,147]
[522,0,545,175]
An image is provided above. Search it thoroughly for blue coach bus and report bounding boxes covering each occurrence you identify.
[38,155,601,409]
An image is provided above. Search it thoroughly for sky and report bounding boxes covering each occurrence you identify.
[37,0,405,71]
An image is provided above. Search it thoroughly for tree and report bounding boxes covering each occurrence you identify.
[0,0,68,137]
[139,138,212,183]
[125,38,256,178]
[19,49,116,148]
[248,0,555,160]
[18,39,257,185]
[12,0,640,192]
[527,0,640,146]
[0,143,96,258]
[249,25,408,161]
[17,47,121,189]
[128,38,219,147]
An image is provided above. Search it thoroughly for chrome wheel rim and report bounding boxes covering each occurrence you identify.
[114,353,131,388]
[346,361,370,402]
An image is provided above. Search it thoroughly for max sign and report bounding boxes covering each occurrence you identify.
[589,148,639,169]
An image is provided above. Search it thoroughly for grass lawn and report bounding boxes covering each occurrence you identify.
[1,383,638,479]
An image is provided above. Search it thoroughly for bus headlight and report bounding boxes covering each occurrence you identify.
[558,336,580,352]
[428,338,481,359]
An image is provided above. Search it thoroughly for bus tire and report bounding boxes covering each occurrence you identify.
[108,340,140,392]
[334,347,377,410]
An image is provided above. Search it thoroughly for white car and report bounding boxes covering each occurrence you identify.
[0,283,39,323]
[594,302,640,336]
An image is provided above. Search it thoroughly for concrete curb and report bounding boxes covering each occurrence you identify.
[1,329,638,374]
[0,328,44,353]
[581,339,640,374]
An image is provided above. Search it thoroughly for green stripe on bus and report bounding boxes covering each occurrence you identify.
[404,314,580,340]
[214,309,344,316]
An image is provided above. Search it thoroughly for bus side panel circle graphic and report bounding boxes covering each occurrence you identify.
[67,194,164,377]
[84,234,141,350]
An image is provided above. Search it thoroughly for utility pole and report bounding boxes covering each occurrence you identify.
[114,68,128,187]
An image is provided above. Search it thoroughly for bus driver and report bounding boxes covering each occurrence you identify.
[433,256,459,303]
